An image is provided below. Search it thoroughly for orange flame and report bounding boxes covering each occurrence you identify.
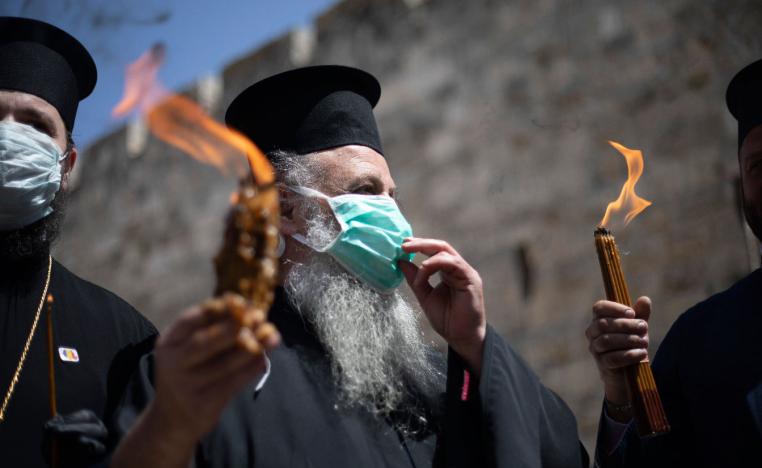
[599,140,652,228]
[112,44,273,185]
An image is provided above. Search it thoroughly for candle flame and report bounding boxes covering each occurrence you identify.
[112,44,273,185]
[599,140,652,228]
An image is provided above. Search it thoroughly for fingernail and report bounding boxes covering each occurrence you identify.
[638,320,647,330]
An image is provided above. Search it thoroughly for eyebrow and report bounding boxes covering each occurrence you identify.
[344,174,398,199]
[16,107,60,137]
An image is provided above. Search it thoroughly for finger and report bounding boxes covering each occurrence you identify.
[413,254,453,292]
[590,333,649,354]
[250,322,281,350]
[601,349,648,369]
[76,435,105,455]
[405,260,434,304]
[398,260,419,287]
[592,300,636,319]
[419,254,473,289]
[163,305,210,345]
[401,238,458,257]
[221,293,248,324]
[55,409,101,424]
[633,296,652,322]
[193,346,267,388]
[240,305,267,328]
[237,327,263,355]
[587,317,648,340]
[198,351,268,401]
[183,319,241,368]
[253,322,279,344]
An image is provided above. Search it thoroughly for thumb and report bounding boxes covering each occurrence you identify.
[398,260,418,288]
[398,260,432,305]
[633,296,652,322]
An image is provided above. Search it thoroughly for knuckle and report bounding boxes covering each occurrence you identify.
[596,318,609,330]
[190,331,209,348]
[608,353,625,367]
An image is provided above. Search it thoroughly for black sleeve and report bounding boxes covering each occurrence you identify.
[105,320,157,420]
[594,315,690,468]
[438,325,589,468]
[107,353,157,451]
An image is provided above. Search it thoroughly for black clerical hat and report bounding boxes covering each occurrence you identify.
[0,17,97,131]
[225,65,383,156]
[726,59,762,153]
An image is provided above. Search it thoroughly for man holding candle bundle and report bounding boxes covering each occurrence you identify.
[110,65,589,468]
[0,17,160,467]
[587,59,762,467]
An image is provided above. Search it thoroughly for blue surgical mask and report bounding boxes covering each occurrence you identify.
[0,121,66,230]
[288,185,414,292]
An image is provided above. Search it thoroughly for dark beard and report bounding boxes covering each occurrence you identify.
[0,188,68,262]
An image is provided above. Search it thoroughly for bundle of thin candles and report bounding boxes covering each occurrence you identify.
[594,227,670,437]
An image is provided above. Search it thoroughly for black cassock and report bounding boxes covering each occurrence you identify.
[114,288,588,468]
[0,255,157,467]
[596,268,762,468]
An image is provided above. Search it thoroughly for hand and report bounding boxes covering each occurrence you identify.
[585,297,650,419]
[399,237,486,376]
[43,409,107,467]
[149,293,280,446]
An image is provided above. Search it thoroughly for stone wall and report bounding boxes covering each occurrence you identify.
[56,0,762,450]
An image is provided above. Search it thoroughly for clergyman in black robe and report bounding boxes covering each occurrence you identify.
[110,66,589,468]
[586,59,762,468]
[0,17,157,467]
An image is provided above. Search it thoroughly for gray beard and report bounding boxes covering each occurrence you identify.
[284,250,444,425]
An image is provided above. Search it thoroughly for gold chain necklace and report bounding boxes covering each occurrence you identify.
[0,255,53,422]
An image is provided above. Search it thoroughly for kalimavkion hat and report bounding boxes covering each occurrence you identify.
[225,65,383,157]
[726,59,762,153]
[0,16,97,130]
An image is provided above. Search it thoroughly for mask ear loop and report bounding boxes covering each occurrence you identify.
[282,185,336,253]
[275,233,286,257]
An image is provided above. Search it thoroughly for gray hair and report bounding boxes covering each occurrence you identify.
[268,149,323,189]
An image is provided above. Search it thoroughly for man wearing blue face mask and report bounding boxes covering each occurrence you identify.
[111,66,589,468]
[0,17,157,467]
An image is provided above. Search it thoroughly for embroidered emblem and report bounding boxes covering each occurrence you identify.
[58,347,80,363]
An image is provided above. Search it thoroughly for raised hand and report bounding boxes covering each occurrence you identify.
[585,297,651,421]
[111,293,280,468]
[399,237,486,376]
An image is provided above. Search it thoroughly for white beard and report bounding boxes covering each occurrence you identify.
[285,244,444,424]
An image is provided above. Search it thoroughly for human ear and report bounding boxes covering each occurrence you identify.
[60,147,77,190]
[279,187,299,236]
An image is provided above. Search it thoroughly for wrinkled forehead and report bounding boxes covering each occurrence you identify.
[308,145,394,191]
[0,89,66,128]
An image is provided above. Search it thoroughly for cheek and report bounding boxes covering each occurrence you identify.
[743,175,762,206]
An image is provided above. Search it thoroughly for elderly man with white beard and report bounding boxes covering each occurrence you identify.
[110,66,589,468]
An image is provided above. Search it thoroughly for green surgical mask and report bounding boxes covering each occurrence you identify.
[288,185,414,292]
